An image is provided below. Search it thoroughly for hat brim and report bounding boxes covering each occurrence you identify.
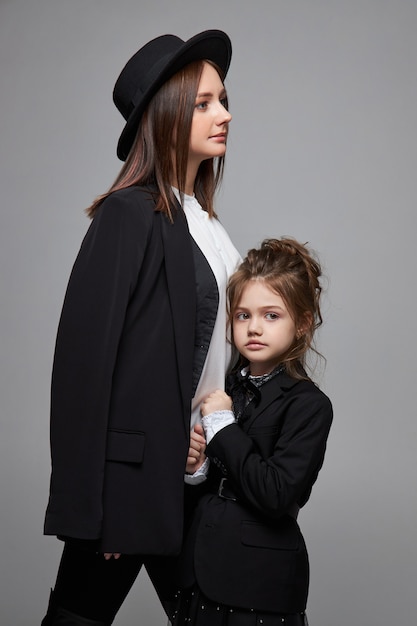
[117,30,232,161]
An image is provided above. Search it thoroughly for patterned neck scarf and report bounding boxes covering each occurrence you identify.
[230,364,285,421]
[247,364,285,388]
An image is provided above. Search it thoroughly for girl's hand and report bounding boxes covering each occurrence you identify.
[186,423,206,473]
[201,389,232,417]
[103,553,121,560]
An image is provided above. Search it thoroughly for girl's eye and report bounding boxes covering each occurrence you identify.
[220,97,228,109]
[265,313,279,320]
[235,312,249,321]
[195,101,208,110]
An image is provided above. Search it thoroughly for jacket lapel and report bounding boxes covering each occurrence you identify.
[160,203,196,431]
[240,373,299,432]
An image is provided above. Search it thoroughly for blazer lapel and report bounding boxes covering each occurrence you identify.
[160,204,196,431]
[240,373,299,432]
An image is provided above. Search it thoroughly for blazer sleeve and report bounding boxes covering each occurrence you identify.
[206,385,333,520]
[45,187,154,538]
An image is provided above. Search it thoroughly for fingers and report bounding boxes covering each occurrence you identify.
[187,424,207,472]
[189,425,206,458]
[186,451,206,474]
[187,447,201,462]
[200,389,232,415]
[190,426,206,444]
[186,456,200,471]
[103,553,121,560]
[202,389,231,404]
[189,433,205,449]
[194,423,205,436]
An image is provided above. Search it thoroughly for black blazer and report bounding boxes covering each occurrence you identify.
[44,186,199,555]
[181,371,333,613]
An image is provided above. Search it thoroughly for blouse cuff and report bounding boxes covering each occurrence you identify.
[184,457,210,484]
[201,410,236,444]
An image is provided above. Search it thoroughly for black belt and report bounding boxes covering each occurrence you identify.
[216,477,300,519]
[217,477,238,501]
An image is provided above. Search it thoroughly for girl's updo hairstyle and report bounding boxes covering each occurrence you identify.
[227,237,324,380]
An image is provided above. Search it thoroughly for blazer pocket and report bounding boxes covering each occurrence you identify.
[106,429,145,464]
[241,519,300,551]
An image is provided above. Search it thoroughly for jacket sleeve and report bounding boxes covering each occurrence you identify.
[206,387,333,520]
[44,188,154,539]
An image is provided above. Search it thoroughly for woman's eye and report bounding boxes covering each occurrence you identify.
[265,313,279,320]
[195,101,208,110]
[220,97,228,109]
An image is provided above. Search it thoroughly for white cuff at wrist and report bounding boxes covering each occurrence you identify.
[201,410,236,444]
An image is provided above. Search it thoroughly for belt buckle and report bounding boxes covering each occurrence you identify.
[218,477,237,501]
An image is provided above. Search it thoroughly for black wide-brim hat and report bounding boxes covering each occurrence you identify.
[113,29,232,161]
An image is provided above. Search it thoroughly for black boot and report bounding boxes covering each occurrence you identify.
[41,589,110,625]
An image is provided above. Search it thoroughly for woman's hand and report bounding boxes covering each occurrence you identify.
[103,553,121,560]
[186,423,206,473]
[201,389,232,416]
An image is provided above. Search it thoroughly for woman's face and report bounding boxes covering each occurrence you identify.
[188,62,232,167]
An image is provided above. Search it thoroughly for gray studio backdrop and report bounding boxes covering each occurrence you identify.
[1,1,416,624]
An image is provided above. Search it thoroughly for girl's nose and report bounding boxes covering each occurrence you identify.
[248,318,262,335]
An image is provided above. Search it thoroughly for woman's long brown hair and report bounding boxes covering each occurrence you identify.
[86,60,227,221]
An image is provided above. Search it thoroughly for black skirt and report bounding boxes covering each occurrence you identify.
[168,586,309,626]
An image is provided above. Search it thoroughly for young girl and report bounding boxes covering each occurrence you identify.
[175,238,333,626]
[41,30,241,625]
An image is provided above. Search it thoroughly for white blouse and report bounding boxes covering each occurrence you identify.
[174,190,242,428]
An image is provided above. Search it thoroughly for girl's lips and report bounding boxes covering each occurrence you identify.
[245,341,266,349]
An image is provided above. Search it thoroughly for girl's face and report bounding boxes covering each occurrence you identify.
[232,280,298,376]
[188,62,232,168]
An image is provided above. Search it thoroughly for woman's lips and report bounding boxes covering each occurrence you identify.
[209,133,227,141]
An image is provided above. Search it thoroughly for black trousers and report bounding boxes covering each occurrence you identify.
[49,540,177,623]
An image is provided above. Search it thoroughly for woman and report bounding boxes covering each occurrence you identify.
[41,30,241,625]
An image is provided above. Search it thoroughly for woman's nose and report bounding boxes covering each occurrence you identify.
[217,103,232,125]
[222,107,232,124]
